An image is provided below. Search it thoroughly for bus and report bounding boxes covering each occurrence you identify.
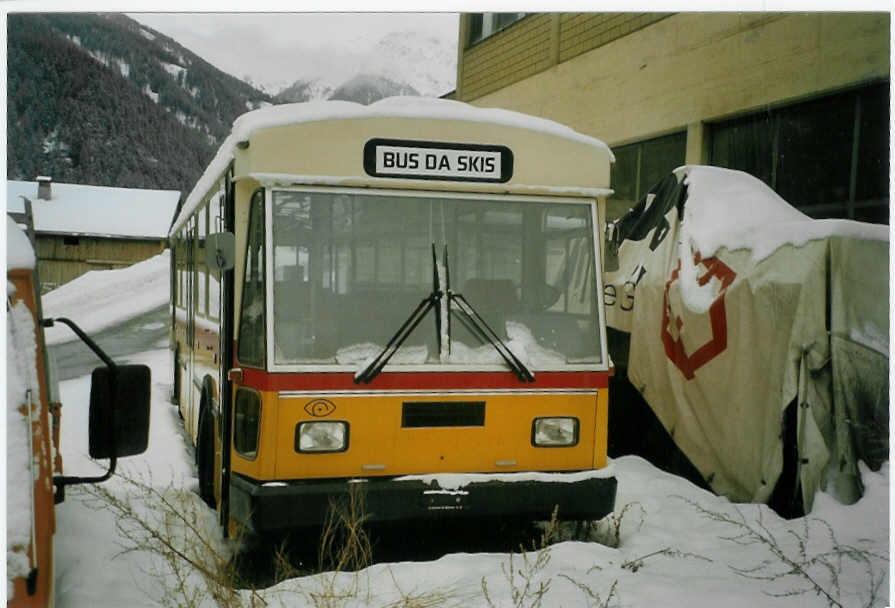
[168,97,617,538]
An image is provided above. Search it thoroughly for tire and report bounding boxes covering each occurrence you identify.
[197,404,216,509]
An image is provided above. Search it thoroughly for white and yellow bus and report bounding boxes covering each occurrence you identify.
[168,97,617,536]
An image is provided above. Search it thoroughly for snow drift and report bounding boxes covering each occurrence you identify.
[42,250,170,345]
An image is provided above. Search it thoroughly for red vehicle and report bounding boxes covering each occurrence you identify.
[6,213,151,607]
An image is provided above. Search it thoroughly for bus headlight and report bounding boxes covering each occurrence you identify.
[296,421,349,453]
[532,417,579,447]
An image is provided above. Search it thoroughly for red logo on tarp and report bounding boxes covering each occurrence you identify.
[661,253,736,380]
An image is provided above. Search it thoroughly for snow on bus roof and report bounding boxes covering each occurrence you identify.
[6,215,35,271]
[172,96,614,233]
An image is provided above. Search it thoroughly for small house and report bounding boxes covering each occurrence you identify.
[7,177,180,293]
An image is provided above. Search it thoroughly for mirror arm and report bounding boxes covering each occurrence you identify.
[42,317,120,497]
[42,317,116,370]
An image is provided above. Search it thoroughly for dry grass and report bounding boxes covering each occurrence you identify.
[683,496,889,608]
[83,472,261,608]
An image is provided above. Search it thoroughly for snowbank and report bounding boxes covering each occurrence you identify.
[42,251,170,345]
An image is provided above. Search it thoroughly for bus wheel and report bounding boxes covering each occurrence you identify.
[197,405,216,509]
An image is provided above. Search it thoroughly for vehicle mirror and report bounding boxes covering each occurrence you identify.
[206,231,235,273]
[88,364,151,459]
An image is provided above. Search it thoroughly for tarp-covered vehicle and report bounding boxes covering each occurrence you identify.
[603,166,888,514]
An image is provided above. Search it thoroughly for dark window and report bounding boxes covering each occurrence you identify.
[233,387,261,459]
[609,132,687,219]
[467,13,527,47]
[237,190,266,367]
[63,235,79,246]
[710,83,889,223]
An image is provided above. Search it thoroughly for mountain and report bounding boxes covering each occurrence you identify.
[7,13,272,196]
[361,31,456,98]
[269,29,455,104]
[328,75,418,105]
[273,77,335,104]
[7,13,456,198]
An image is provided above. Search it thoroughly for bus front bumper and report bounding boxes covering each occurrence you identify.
[229,471,617,533]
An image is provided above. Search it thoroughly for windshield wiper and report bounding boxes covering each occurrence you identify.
[354,244,534,384]
[442,247,534,383]
[354,244,443,384]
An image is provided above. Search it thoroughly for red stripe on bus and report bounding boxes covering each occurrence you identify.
[239,368,611,392]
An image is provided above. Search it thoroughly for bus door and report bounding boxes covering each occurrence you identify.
[185,217,197,437]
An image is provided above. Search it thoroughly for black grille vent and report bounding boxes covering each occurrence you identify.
[402,401,485,428]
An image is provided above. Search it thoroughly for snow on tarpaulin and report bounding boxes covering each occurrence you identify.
[172,96,614,232]
[42,250,170,345]
[603,165,888,513]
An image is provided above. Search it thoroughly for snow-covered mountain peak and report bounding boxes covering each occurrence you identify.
[361,30,456,98]
[270,29,455,103]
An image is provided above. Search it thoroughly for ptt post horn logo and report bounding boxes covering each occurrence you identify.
[304,398,336,418]
[661,253,736,380]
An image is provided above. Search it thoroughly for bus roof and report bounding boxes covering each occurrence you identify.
[172,97,614,234]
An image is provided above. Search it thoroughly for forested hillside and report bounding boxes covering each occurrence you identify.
[7,13,272,195]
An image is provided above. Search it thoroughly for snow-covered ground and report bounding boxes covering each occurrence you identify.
[53,353,891,607]
[42,251,169,345]
[48,262,889,608]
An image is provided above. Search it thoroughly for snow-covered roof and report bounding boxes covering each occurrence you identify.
[7,180,180,240]
[173,96,614,232]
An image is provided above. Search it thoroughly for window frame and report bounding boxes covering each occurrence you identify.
[263,186,610,374]
[708,83,889,223]
[237,189,267,369]
[208,190,225,322]
[467,12,527,47]
[609,131,687,213]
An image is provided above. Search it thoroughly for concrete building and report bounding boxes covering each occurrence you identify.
[454,13,889,222]
[7,177,180,293]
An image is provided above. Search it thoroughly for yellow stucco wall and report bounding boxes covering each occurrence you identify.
[558,13,669,63]
[460,13,670,101]
[460,13,889,153]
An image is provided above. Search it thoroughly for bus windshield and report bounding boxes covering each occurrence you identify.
[271,189,603,369]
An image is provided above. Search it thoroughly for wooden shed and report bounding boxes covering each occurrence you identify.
[7,177,180,293]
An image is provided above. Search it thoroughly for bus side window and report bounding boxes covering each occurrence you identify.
[237,190,266,367]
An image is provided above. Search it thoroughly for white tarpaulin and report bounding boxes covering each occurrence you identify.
[604,166,888,511]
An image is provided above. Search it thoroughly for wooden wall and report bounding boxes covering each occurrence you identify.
[458,13,669,101]
[35,234,166,293]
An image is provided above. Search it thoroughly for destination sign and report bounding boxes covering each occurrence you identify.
[363,138,513,183]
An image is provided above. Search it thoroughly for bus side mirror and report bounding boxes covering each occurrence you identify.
[206,232,235,273]
[88,364,151,459]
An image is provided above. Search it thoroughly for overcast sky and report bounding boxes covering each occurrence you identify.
[128,12,459,91]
